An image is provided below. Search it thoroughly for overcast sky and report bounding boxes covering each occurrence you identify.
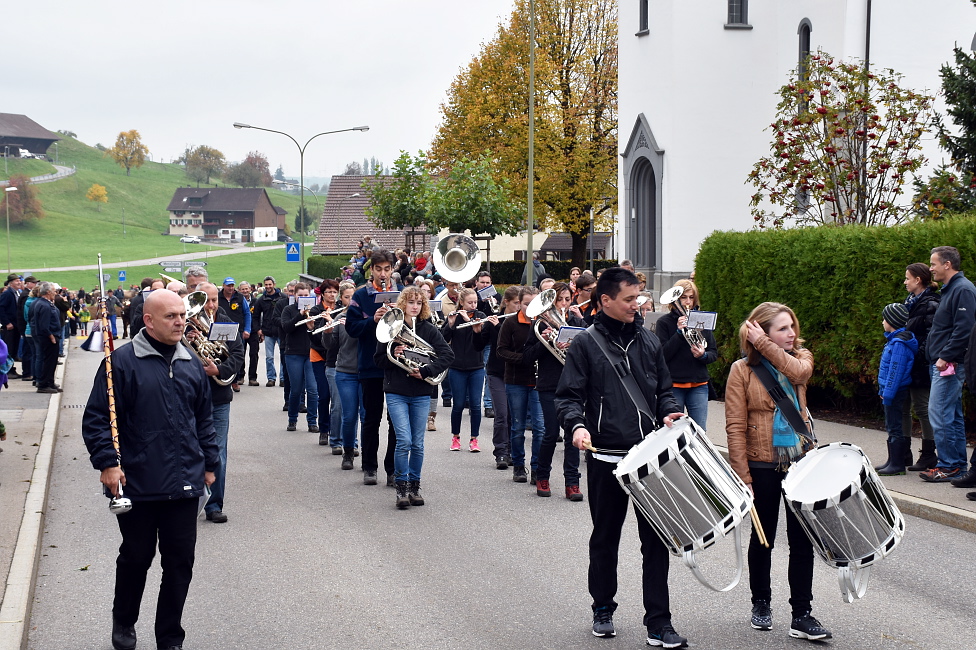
[8,0,518,181]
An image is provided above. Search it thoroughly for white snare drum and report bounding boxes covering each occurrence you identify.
[613,417,753,592]
[782,442,905,603]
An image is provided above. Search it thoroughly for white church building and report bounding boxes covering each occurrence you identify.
[617,0,976,289]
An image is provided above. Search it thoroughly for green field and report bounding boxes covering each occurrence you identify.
[0,156,57,181]
[3,136,316,270]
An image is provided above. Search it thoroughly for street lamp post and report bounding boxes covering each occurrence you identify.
[233,122,369,274]
[5,186,18,272]
[334,192,361,256]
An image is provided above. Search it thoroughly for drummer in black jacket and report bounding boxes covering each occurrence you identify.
[555,267,686,647]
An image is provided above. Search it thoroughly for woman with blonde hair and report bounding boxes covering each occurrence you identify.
[725,302,830,641]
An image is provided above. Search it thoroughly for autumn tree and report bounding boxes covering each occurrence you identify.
[86,183,108,211]
[107,129,149,176]
[429,0,618,267]
[185,145,226,184]
[426,154,523,236]
[0,176,45,224]
[244,151,273,186]
[748,51,933,227]
[224,161,263,188]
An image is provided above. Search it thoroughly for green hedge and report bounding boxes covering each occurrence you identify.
[695,216,976,402]
[306,255,347,281]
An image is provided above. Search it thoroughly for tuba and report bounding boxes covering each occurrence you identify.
[182,291,236,386]
[659,286,707,350]
[376,307,447,385]
[432,233,481,283]
[526,288,570,365]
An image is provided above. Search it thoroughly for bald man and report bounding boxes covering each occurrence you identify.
[82,288,218,650]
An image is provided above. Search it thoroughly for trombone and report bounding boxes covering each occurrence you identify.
[659,286,707,350]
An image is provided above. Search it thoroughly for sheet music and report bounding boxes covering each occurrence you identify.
[374,291,400,304]
[556,326,586,344]
[209,322,239,342]
[688,310,717,331]
[296,296,316,312]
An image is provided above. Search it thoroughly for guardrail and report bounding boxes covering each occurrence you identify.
[0,165,77,187]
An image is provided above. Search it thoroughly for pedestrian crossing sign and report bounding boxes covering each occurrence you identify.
[286,243,300,262]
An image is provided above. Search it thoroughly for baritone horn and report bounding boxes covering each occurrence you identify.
[376,307,447,385]
[433,233,482,284]
[659,285,707,350]
[182,291,236,386]
[526,288,570,365]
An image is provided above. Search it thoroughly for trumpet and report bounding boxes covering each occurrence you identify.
[527,289,570,365]
[659,286,707,350]
[376,307,447,385]
[295,305,345,327]
[182,291,236,386]
[456,311,517,329]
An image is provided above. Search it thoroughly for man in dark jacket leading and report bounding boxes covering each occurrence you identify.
[555,267,687,648]
[82,289,218,650]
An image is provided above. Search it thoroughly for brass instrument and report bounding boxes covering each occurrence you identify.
[456,311,517,329]
[526,289,570,365]
[433,233,481,283]
[659,286,707,350]
[182,291,236,386]
[376,307,447,385]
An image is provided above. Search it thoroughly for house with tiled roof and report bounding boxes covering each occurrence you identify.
[0,113,60,158]
[166,187,286,243]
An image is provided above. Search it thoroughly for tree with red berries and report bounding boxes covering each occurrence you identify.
[748,51,933,228]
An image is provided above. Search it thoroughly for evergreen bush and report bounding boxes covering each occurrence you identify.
[306,255,347,281]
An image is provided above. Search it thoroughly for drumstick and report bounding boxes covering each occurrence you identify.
[750,507,769,548]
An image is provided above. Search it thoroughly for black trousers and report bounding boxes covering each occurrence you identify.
[586,453,672,629]
[748,466,815,616]
[37,336,58,388]
[114,498,198,648]
[1,325,19,368]
[245,335,260,381]
[359,377,395,474]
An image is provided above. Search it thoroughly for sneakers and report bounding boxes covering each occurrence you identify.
[408,480,425,506]
[513,466,528,483]
[646,625,688,648]
[450,435,462,451]
[920,466,963,483]
[286,422,297,432]
[566,485,584,501]
[248,380,260,386]
[536,479,551,497]
[395,481,410,509]
[495,455,509,470]
[469,437,481,452]
[592,606,615,638]
[427,413,437,431]
[950,468,976,488]
[789,612,832,640]
[363,470,378,485]
[750,600,772,630]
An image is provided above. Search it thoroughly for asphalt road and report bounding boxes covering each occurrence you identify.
[26,342,976,649]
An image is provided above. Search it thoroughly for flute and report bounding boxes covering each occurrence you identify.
[456,312,518,329]
[295,305,345,327]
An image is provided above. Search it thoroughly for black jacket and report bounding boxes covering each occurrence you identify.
[927,271,976,364]
[31,297,60,339]
[905,288,940,385]
[441,310,488,370]
[82,330,218,501]
[654,309,718,384]
[523,313,585,393]
[269,296,290,343]
[280,303,314,356]
[255,288,284,337]
[556,312,679,451]
[484,318,507,378]
[373,318,453,397]
[496,313,537,386]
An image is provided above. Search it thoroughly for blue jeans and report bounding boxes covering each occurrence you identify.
[30,336,41,381]
[109,313,117,337]
[928,363,968,470]
[60,322,69,355]
[536,389,581,484]
[326,367,343,447]
[311,360,331,434]
[386,393,429,482]
[448,367,485,438]
[284,355,317,426]
[205,402,230,513]
[672,384,709,430]
[335,371,362,451]
[884,387,909,445]
[264,336,279,382]
[506,384,545,470]
[482,345,493,409]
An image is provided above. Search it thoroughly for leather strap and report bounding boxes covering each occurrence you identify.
[588,325,657,429]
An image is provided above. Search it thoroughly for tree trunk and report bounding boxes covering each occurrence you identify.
[570,229,589,270]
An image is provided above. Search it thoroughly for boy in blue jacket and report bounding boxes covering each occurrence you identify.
[877,303,918,475]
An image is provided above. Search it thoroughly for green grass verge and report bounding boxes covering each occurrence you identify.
[0,157,57,181]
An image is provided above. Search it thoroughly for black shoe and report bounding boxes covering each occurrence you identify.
[286,422,297,432]
[950,468,976,488]
[395,481,411,509]
[308,425,320,433]
[495,455,509,470]
[354,449,360,457]
[341,454,354,470]
[111,618,136,650]
[363,470,378,485]
[513,466,527,483]
[299,404,307,413]
[7,369,20,378]
[789,612,832,641]
[159,646,183,650]
[646,625,687,648]
[530,470,537,485]
[967,491,976,501]
[20,375,33,381]
[592,606,615,638]
[318,431,329,445]
[37,387,60,394]
[282,403,288,411]
[331,446,343,455]
[750,599,772,630]
[443,397,452,407]
[503,455,513,466]
[248,380,260,386]
[205,509,228,523]
[267,380,276,387]
[908,441,938,471]
[387,473,395,487]
[408,480,425,506]
[484,407,495,418]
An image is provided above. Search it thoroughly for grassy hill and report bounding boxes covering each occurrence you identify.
[3,137,316,271]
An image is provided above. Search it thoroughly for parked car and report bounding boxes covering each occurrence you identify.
[277,234,295,243]
[180,235,201,244]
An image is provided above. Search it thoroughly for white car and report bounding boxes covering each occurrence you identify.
[179,235,201,244]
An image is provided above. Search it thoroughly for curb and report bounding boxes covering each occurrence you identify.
[0,357,66,650]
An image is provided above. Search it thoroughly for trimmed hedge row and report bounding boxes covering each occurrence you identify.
[306,255,347,281]
[695,217,976,402]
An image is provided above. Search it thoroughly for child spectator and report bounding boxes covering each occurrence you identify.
[876,303,918,476]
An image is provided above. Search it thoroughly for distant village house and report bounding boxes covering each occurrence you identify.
[166,187,286,243]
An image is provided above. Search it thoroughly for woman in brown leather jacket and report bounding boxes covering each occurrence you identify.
[725,302,832,642]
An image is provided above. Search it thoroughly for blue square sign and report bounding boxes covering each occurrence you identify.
[118,270,126,282]
[286,243,300,262]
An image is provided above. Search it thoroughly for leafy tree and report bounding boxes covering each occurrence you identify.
[107,129,149,176]
[429,0,618,266]
[309,183,320,193]
[294,204,315,234]
[0,175,44,224]
[244,151,273,186]
[86,183,108,211]
[224,161,263,188]
[912,165,976,218]
[748,51,933,227]
[274,164,285,182]
[363,151,429,230]
[426,154,523,236]
[343,161,363,175]
[185,145,226,184]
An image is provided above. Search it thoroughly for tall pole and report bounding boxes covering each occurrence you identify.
[4,186,16,273]
[122,207,126,238]
[589,206,594,273]
[859,0,872,224]
[525,0,536,287]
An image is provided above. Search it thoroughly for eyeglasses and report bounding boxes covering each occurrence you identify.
[579,286,594,293]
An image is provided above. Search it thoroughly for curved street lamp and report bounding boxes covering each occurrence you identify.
[233,123,369,273]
